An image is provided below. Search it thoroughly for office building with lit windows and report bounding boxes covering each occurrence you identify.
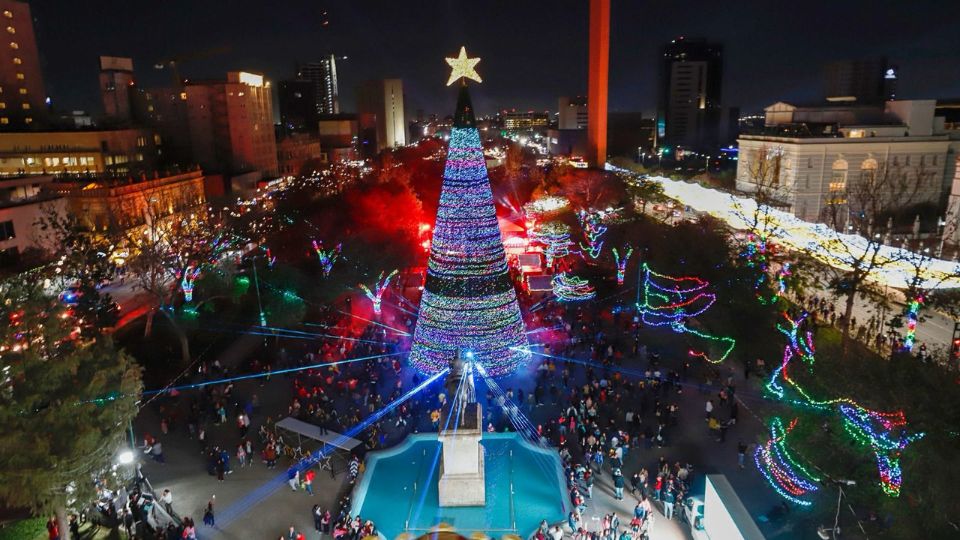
[184,71,279,179]
[298,56,340,115]
[0,128,161,176]
[357,78,405,152]
[657,37,723,152]
[0,0,46,130]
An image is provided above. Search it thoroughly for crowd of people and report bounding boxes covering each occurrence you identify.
[132,278,754,540]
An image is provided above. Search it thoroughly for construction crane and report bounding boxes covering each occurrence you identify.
[154,45,231,87]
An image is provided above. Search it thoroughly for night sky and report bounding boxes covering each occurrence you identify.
[31,0,960,119]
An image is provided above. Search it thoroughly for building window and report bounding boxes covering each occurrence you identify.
[905,155,911,166]
[18,88,26,94]
[861,158,878,184]
[12,57,20,65]
[8,41,16,49]
[0,102,5,109]
[0,220,15,240]
[5,26,13,34]
[23,116,30,124]
[0,117,9,124]
[136,136,146,147]
[2,11,11,19]
[153,134,162,145]
[15,72,22,80]
[20,102,28,109]
[829,158,848,195]
[136,152,144,162]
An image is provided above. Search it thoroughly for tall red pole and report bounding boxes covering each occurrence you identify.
[587,0,610,168]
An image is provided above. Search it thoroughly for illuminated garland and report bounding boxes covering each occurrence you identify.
[551,272,596,301]
[312,240,342,277]
[765,311,925,497]
[179,265,201,303]
[902,295,923,351]
[754,417,821,506]
[360,270,398,315]
[758,262,792,305]
[612,246,633,286]
[409,115,529,377]
[531,221,572,268]
[635,263,736,363]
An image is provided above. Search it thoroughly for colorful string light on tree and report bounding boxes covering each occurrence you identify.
[179,265,201,303]
[551,272,596,301]
[409,69,529,378]
[360,270,398,315]
[754,417,821,506]
[635,263,736,363]
[577,210,608,260]
[312,240,342,277]
[902,295,923,351]
[612,245,633,286]
[531,221,572,269]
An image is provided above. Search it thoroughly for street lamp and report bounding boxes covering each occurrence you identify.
[117,449,135,465]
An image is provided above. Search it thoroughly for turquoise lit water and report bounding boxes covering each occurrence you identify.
[351,433,569,539]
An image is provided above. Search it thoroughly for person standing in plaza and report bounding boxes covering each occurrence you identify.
[737,441,747,470]
[613,468,625,500]
[304,468,316,495]
[161,488,174,515]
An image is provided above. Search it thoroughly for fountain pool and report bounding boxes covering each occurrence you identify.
[351,432,569,538]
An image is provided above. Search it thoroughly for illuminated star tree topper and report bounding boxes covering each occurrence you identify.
[445,46,482,86]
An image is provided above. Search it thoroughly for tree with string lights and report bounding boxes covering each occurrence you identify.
[0,278,141,540]
[409,47,529,377]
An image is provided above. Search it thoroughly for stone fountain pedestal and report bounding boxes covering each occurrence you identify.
[438,402,485,506]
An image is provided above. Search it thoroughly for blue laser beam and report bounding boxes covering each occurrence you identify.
[217,368,448,527]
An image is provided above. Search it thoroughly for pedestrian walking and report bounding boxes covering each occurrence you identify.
[203,497,216,527]
[304,468,315,495]
[737,442,747,469]
[287,465,300,491]
[613,468,625,500]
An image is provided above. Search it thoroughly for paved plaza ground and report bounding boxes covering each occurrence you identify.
[134,302,813,540]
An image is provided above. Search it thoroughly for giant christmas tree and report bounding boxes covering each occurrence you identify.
[409,47,529,377]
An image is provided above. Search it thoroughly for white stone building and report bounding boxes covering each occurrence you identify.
[736,100,951,223]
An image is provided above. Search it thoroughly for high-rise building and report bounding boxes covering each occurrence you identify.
[357,79,405,153]
[657,37,723,151]
[297,56,340,115]
[278,79,318,133]
[587,0,609,167]
[99,56,134,122]
[559,96,588,130]
[503,110,549,131]
[0,0,46,130]
[824,58,897,103]
[185,71,278,179]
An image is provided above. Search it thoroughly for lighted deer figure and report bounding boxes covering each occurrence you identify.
[360,269,399,315]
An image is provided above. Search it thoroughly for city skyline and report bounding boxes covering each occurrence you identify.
[30,0,960,118]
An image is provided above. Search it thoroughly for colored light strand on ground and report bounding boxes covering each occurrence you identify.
[179,265,201,303]
[311,239,342,276]
[754,417,821,506]
[765,311,925,497]
[635,263,736,363]
[612,246,633,286]
[551,272,596,301]
[902,295,923,351]
[359,269,398,315]
[408,107,529,378]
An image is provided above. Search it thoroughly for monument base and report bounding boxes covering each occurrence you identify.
[438,401,485,507]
